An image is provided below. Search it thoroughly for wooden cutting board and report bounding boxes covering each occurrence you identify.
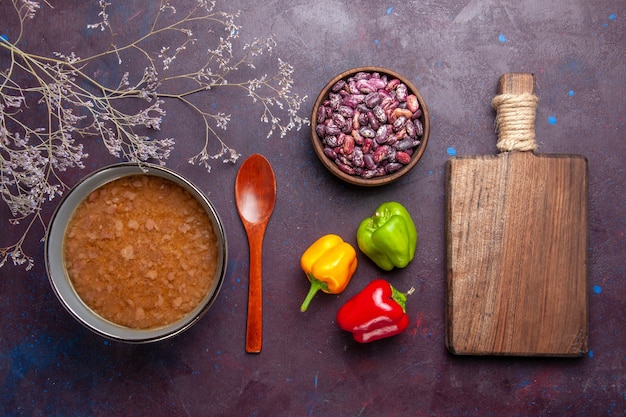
[445,73,588,356]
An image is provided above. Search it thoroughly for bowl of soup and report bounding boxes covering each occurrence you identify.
[45,163,227,343]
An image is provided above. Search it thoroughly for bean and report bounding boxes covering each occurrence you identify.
[392,116,407,132]
[361,169,379,179]
[385,162,403,174]
[386,78,400,91]
[324,147,337,160]
[336,161,356,175]
[365,92,381,108]
[393,128,406,142]
[373,105,387,123]
[396,139,420,151]
[367,111,380,131]
[343,94,364,108]
[369,77,387,90]
[325,122,341,136]
[325,135,339,148]
[405,119,416,137]
[357,111,368,126]
[352,111,361,130]
[352,147,364,168]
[396,83,408,101]
[362,138,374,154]
[315,124,326,138]
[329,93,341,109]
[351,129,364,145]
[363,153,376,170]
[343,135,355,155]
[375,125,390,144]
[332,113,346,128]
[373,145,391,163]
[359,126,376,138]
[355,79,373,93]
[317,106,327,124]
[395,151,411,164]
[315,71,425,178]
[338,105,354,118]
[348,80,360,94]
[332,80,346,92]
[413,119,424,136]
[407,94,420,113]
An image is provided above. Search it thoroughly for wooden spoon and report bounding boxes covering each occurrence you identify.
[235,154,276,353]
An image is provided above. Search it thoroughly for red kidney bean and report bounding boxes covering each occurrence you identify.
[367,111,380,130]
[396,138,420,151]
[396,83,408,101]
[343,94,364,108]
[375,125,390,144]
[373,145,391,163]
[369,77,387,90]
[316,71,424,179]
[325,122,341,136]
[355,79,373,93]
[395,151,411,164]
[362,138,374,154]
[352,147,364,167]
[343,135,355,155]
[413,119,424,136]
[351,129,364,145]
[407,94,420,113]
[393,128,406,142]
[365,92,381,108]
[405,119,416,137]
[324,147,337,160]
[392,116,407,132]
[357,111,369,126]
[337,161,356,175]
[316,106,326,124]
[332,113,346,128]
[332,80,346,92]
[373,105,387,123]
[325,135,339,147]
[338,106,354,118]
[359,126,375,138]
[363,153,376,170]
[385,78,400,91]
[385,162,403,174]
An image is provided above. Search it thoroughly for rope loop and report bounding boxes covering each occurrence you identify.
[491,93,539,152]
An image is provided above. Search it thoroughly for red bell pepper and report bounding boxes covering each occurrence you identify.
[336,279,414,343]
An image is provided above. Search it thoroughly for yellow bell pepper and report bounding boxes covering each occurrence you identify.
[300,234,358,312]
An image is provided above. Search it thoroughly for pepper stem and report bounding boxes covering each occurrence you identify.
[300,273,328,312]
[391,285,415,312]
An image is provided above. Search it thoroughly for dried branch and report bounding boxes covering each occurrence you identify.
[0,0,309,269]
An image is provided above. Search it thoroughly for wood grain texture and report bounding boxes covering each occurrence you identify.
[235,154,277,354]
[445,73,588,356]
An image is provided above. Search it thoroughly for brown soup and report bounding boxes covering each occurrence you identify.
[64,175,218,329]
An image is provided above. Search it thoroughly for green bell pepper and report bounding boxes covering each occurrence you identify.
[356,202,417,271]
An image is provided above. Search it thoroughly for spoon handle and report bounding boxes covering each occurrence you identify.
[246,225,265,353]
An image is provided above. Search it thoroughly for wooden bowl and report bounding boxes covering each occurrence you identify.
[311,66,430,186]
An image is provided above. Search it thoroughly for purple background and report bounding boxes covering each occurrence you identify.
[1,1,624,416]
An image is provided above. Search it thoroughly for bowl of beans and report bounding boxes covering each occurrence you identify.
[45,163,227,343]
[312,66,430,186]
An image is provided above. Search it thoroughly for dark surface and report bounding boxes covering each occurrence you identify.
[1,1,624,416]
